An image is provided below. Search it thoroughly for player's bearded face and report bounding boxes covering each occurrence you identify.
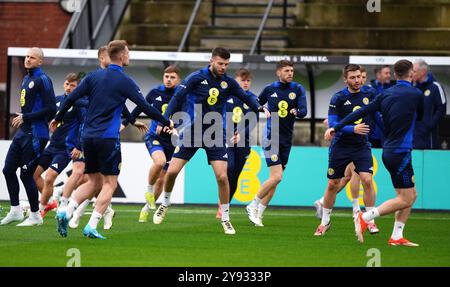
[277,67,294,83]
[211,56,229,77]
[163,72,180,89]
[380,67,391,83]
[345,70,362,91]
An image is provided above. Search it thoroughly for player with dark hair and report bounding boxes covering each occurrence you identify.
[120,65,182,223]
[314,64,378,236]
[1,47,56,226]
[326,59,424,246]
[246,60,307,227]
[314,65,380,235]
[152,47,269,235]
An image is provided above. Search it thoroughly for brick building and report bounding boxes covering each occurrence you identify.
[0,0,71,137]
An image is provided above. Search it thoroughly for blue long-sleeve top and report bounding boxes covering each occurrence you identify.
[48,94,85,150]
[259,81,307,145]
[19,66,56,138]
[65,96,88,151]
[55,64,170,139]
[123,84,175,141]
[328,86,378,148]
[223,90,259,147]
[361,85,385,144]
[164,66,262,129]
[334,80,424,152]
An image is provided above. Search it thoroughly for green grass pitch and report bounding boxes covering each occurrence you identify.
[0,203,449,267]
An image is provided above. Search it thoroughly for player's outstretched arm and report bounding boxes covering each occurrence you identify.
[125,80,171,128]
[231,79,263,114]
[334,99,380,133]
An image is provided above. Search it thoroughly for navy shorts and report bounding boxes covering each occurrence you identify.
[83,138,121,176]
[328,145,373,179]
[173,145,228,162]
[382,150,415,188]
[4,130,47,174]
[38,146,71,174]
[263,144,292,169]
[145,135,175,171]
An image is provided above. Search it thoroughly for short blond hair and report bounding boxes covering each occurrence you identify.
[107,40,128,61]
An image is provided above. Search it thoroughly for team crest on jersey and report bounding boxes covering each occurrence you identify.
[153,140,160,145]
[288,92,296,100]
[424,89,431,96]
[28,81,34,89]
[20,89,26,107]
[328,168,334,176]
[270,154,278,162]
[363,97,369,105]
[220,81,228,89]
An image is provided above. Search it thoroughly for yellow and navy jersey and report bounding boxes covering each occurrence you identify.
[19,67,56,138]
[259,81,307,145]
[124,84,175,141]
[164,66,261,130]
[55,64,170,139]
[223,90,259,146]
[334,80,425,152]
[48,94,85,150]
[328,87,377,148]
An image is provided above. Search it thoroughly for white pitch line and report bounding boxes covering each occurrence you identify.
[105,209,450,221]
